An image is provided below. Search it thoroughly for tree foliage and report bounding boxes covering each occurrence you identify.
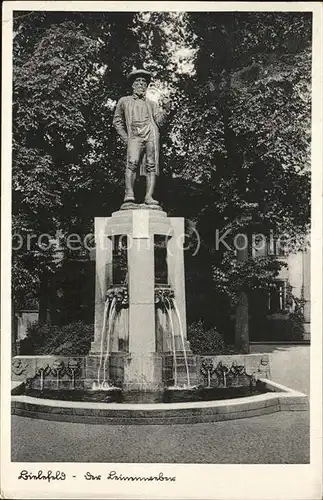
[167,12,311,229]
[12,11,311,336]
[213,253,287,307]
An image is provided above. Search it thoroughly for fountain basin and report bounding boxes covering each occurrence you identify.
[11,379,308,425]
[16,382,267,404]
[163,384,266,403]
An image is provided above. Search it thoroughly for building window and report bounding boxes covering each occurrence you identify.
[252,232,289,258]
[252,234,269,258]
[268,281,286,314]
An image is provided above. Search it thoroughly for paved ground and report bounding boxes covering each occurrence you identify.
[12,410,309,464]
[11,344,310,464]
[250,344,310,395]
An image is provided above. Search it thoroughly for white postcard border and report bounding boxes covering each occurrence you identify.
[1,2,322,499]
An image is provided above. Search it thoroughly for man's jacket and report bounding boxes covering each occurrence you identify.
[113,95,167,176]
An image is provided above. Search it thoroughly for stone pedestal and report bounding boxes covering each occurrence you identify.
[123,353,163,391]
[91,208,191,390]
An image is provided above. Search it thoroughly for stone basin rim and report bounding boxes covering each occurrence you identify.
[11,379,307,412]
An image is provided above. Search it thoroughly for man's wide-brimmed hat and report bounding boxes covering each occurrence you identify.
[127,69,152,85]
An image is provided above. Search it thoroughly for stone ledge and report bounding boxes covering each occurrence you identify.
[118,203,164,212]
[11,381,25,395]
[11,380,308,425]
[11,398,279,418]
[12,404,282,425]
[280,404,309,412]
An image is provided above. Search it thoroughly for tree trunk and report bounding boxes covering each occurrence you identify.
[235,291,249,353]
[234,233,249,353]
[38,270,49,324]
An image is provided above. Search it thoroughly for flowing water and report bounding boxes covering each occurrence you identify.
[102,298,117,387]
[94,291,192,391]
[96,297,110,387]
[70,371,75,389]
[93,296,119,391]
[164,297,178,387]
[24,384,269,404]
[39,370,44,391]
[207,371,211,388]
[171,298,191,387]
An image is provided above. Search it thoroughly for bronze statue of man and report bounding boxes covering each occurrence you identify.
[113,69,170,207]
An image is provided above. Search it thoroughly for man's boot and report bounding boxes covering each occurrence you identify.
[144,172,159,205]
[124,168,136,202]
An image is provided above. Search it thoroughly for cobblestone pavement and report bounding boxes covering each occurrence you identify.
[12,410,309,464]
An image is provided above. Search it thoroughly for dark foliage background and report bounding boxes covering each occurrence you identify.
[12,11,311,348]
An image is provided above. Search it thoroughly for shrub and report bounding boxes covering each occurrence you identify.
[19,321,93,355]
[187,320,229,355]
[288,311,306,340]
[249,313,305,342]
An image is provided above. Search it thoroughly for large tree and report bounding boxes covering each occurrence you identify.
[167,12,311,350]
[12,12,149,308]
[12,10,193,309]
[12,11,311,350]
